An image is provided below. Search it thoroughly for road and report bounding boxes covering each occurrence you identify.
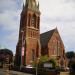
[0,69,33,75]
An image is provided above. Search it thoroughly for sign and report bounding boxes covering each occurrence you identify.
[44,63,52,68]
[21,46,24,64]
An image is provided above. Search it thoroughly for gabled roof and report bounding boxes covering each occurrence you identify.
[40,29,55,47]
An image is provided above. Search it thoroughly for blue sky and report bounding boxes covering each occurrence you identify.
[0,0,75,54]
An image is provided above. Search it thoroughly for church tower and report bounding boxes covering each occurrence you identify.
[15,0,41,66]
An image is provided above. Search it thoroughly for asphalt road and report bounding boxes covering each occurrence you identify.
[0,69,33,75]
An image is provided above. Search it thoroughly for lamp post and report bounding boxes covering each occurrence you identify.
[36,59,37,75]
[36,57,40,75]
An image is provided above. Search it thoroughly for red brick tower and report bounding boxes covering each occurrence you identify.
[15,0,41,66]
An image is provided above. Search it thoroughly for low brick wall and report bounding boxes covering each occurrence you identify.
[37,68,59,75]
[60,72,69,75]
[21,67,35,74]
[21,67,60,75]
[13,66,72,75]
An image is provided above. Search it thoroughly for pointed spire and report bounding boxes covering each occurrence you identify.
[26,0,27,2]
[37,2,39,9]
[25,0,27,5]
[25,0,31,8]
[22,0,40,12]
[22,0,26,6]
[23,3,25,9]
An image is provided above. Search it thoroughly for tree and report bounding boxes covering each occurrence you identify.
[66,51,75,69]
[68,60,75,70]
[39,55,49,63]
[71,61,75,70]
[0,49,13,62]
[49,58,56,68]
[0,48,13,67]
[38,56,56,68]
[66,51,75,59]
[38,55,49,68]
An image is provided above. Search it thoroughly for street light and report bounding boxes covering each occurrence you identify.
[36,57,40,75]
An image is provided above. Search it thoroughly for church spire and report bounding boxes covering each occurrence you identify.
[23,3,25,9]
[37,2,39,9]
[23,0,40,12]
[25,0,28,5]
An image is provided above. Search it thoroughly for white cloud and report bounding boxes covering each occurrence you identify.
[62,0,75,3]
[0,0,23,11]
[0,0,75,53]
[40,20,75,52]
[39,0,75,17]
[39,0,75,52]
[0,10,21,31]
[0,0,22,54]
[0,0,17,11]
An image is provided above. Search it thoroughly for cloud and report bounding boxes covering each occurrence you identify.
[40,19,75,52]
[0,0,75,54]
[0,0,23,54]
[0,0,17,12]
[0,0,23,31]
[0,10,20,31]
[62,0,75,3]
[39,0,75,52]
[0,0,23,12]
[39,0,75,17]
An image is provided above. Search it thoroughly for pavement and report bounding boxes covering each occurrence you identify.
[0,69,33,75]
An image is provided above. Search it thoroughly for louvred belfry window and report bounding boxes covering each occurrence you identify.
[31,14,36,27]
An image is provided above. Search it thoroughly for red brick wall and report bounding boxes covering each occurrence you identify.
[41,29,66,67]
[15,7,41,66]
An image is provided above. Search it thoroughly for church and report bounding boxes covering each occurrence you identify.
[15,0,66,68]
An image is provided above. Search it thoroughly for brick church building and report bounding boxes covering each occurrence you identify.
[15,0,66,68]
[40,28,66,67]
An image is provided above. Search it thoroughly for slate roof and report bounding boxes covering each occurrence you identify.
[40,29,55,47]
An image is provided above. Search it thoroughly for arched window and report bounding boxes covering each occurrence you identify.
[31,49,35,61]
[31,14,36,28]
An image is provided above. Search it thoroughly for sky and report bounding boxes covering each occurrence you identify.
[0,0,75,54]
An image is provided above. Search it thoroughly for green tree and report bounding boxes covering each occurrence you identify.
[39,55,49,63]
[69,60,75,70]
[49,58,56,68]
[38,55,49,68]
[0,48,13,63]
[66,51,75,69]
[66,51,75,59]
[38,56,56,68]
[0,48,13,68]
